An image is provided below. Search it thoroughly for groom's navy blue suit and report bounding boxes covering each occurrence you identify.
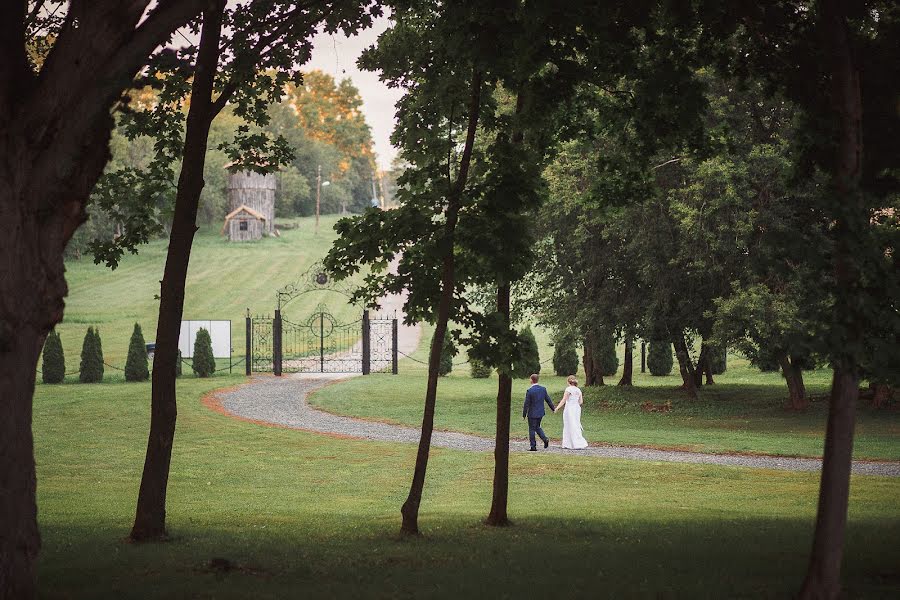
[523,384,555,450]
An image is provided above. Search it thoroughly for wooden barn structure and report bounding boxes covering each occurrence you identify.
[223,169,276,241]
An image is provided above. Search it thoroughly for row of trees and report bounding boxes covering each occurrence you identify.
[40,325,216,383]
[324,2,898,599]
[64,69,381,260]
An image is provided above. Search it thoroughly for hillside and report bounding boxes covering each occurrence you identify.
[45,215,364,373]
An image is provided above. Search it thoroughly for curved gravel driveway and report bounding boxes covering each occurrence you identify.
[214,375,900,477]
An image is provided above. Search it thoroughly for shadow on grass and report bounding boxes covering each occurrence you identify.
[38,515,899,599]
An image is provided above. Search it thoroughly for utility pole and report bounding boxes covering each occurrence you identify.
[315,164,321,233]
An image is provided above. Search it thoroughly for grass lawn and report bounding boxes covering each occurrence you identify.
[310,323,900,460]
[34,378,900,598]
[48,214,360,372]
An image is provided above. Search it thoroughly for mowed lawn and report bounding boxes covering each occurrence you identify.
[48,214,361,372]
[33,378,900,598]
[311,324,900,460]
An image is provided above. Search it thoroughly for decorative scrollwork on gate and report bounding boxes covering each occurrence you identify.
[276,261,356,309]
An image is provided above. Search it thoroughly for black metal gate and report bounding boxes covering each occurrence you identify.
[247,308,397,375]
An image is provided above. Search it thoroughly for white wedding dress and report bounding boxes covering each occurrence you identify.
[561,385,589,449]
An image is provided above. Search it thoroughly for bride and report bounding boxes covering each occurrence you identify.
[554,375,588,449]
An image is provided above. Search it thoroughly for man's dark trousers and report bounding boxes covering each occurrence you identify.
[528,417,548,450]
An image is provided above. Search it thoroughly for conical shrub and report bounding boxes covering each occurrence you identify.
[512,326,540,379]
[598,335,619,376]
[552,337,579,377]
[192,327,216,377]
[79,326,104,383]
[175,349,183,378]
[709,345,727,375]
[647,340,673,376]
[438,335,456,377]
[124,323,149,382]
[470,357,491,378]
[42,330,65,384]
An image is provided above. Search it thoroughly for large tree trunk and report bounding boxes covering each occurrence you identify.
[0,3,204,594]
[130,0,225,541]
[486,283,512,527]
[400,69,482,535]
[778,354,809,410]
[582,334,605,386]
[618,336,633,386]
[671,329,698,399]
[799,0,864,596]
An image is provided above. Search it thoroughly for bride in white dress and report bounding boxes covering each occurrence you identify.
[554,375,588,449]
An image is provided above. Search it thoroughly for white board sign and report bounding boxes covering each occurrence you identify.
[179,320,231,358]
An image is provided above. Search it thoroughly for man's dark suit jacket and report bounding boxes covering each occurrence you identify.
[523,384,555,418]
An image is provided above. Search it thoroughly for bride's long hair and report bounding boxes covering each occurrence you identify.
[567,375,577,386]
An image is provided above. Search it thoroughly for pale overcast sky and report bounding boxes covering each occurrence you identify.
[304,16,402,171]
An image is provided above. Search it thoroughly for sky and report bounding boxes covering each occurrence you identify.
[304,16,402,171]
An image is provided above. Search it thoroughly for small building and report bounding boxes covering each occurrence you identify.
[223,169,276,241]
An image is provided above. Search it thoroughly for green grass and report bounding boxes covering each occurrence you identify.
[311,323,900,460]
[33,378,900,598]
[48,215,360,371]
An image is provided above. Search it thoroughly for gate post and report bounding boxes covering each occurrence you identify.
[362,310,371,375]
[640,340,646,373]
[245,309,252,376]
[274,310,283,376]
[319,312,325,372]
[392,317,398,375]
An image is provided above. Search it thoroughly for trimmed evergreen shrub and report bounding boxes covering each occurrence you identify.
[438,335,456,377]
[470,358,491,378]
[709,346,727,375]
[175,349,183,378]
[512,326,540,379]
[751,349,780,372]
[552,339,579,377]
[94,328,105,379]
[79,326,104,383]
[192,328,216,377]
[125,323,149,382]
[598,335,619,376]
[647,340,673,376]
[42,330,65,384]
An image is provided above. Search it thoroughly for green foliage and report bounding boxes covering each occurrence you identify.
[192,328,216,378]
[469,357,491,379]
[647,341,673,377]
[175,350,183,378]
[438,335,456,377]
[79,327,104,383]
[552,339,579,377]
[124,323,149,382]
[42,330,65,384]
[598,335,619,377]
[512,327,540,379]
[709,346,727,375]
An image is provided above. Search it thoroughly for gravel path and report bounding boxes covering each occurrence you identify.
[215,375,900,477]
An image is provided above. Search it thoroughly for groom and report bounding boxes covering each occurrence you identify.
[523,373,555,451]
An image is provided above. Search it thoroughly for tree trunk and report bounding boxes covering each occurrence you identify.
[799,367,858,599]
[693,342,709,387]
[618,337,633,386]
[870,384,892,409]
[778,354,809,410]
[486,283,512,527]
[671,329,698,399]
[799,1,864,596]
[130,0,225,541]
[400,69,482,535]
[582,334,604,386]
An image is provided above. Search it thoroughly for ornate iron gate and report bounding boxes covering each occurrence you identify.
[245,262,398,375]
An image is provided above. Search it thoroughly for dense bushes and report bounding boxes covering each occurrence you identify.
[125,323,149,382]
[647,340,673,376]
[552,338,579,377]
[512,327,540,379]
[176,350,183,377]
[598,335,619,376]
[439,335,456,376]
[709,346,727,375]
[192,328,216,378]
[42,330,65,384]
[79,327,104,383]
[470,357,491,378]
